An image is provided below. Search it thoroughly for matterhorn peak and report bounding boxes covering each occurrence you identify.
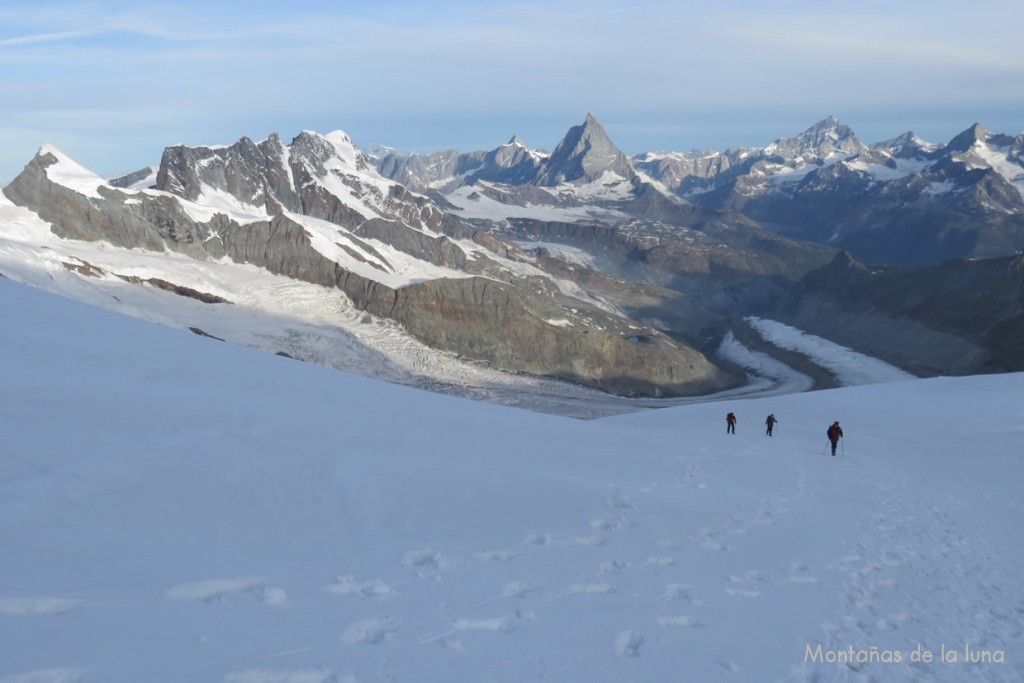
[534,113,636,186]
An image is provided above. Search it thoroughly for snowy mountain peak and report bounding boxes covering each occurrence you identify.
[361,143,396,160]
[463,135,545,185]
[292,129,372,175]
[946,122,997,152]
[872,131,941,160]
[32,144,106,199]
[765,116,866,160]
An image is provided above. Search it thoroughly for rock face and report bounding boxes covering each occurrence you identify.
[466,136,544,186]
[772,250,1024,376]
[534,114,638,187]
[362,277,728,397]
[3,141,734,398]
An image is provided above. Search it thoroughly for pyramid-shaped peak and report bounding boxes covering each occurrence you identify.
[947,122,991,152]
[534,114,635,186]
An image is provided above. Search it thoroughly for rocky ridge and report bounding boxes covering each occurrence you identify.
[1,136,733,398]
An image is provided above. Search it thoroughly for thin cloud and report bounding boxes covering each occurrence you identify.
[0,29,99,47]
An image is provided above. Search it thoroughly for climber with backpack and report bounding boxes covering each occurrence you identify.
[827,421,844,456]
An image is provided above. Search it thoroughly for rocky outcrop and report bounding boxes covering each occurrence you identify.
[366,277,731,397]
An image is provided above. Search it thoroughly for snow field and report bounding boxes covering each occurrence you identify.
[1,277,1022,682]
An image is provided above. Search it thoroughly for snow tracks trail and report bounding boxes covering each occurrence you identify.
[2,279,1021,683]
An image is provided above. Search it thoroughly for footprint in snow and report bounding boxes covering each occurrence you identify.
[599,560,626,574]
[574,535,606,547]
[326,575,397,599]
[165,577,287,605]
[605,485,634,511]
[341,617,400,645]
[474,550,519,562]
[401,549,456,573]
[501,581,536,599]
[0,597,88,617]
[615,629,644,657]
[697,527,728,551]
[224,669,346,683]
[785,574,820,585]
[568,583,617,595]
[657,615,702,628]
[0,668,89,683]
[658,584,692,602]
[523,532,551,546]
[700,538,728,551]
[725,571,766,598]
[419,614,520,646]
[474,581,537,606]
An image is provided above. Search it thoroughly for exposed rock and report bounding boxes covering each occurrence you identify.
[188,327,225,341]
[535,114,638,186]
[772,251,1024,375]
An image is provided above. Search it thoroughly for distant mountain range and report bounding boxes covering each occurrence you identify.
[374,114,1024,268]
[1,113,1022,407]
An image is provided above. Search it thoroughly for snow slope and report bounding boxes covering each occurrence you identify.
[1,276,1022,683]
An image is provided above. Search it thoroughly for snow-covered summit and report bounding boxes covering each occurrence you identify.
[34,143,108,199]
[763,115,867,162]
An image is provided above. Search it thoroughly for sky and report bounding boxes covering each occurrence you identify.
[1,0,1023,182]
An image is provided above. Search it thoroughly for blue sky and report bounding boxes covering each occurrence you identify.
[1,0,1022,182]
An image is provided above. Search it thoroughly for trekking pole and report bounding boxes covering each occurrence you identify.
[841,438,846,457]
[821,442,827,456]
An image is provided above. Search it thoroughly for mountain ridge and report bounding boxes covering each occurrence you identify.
[1,133,737,401]
[4,112,1024,408]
